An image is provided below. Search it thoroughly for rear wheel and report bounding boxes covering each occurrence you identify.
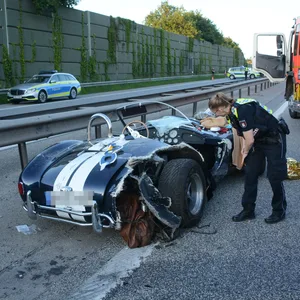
[158,159,207,227]
[69,88,77,99]
[229,75,235,80]
[38,90,47,103]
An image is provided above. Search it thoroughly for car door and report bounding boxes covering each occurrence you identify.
[48,74,61,98]
[57,74,70,97]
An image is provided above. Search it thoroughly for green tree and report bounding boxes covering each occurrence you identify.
[144,1,198,38]
[185,10,224,45]
[222,37,240,49]
[32,0,80,14]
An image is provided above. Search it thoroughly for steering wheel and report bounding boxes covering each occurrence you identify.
[122,120,149,138]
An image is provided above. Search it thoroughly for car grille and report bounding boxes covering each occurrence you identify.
[11,89,25,95]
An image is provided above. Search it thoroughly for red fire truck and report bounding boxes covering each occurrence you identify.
[253,17,300,118]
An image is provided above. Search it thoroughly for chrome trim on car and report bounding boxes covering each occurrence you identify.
[23,190,115,231]
[88,113,113,143]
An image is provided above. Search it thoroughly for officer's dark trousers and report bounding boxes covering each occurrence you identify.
[242,133,287,215]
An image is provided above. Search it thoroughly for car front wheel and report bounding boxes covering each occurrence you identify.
[69,88,77,99]
[250,74,255,79]
[38,90,47,103]
[229,75,235,80]
[289,108,298,118]
[158,158,207,227]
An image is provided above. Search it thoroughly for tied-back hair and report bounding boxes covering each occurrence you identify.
[209,92,234,110]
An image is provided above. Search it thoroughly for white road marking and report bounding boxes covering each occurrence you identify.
[274,101,288,119]
[69,244,156,300]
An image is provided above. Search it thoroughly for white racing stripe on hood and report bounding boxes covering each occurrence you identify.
[55,137,131,222]
[53,152,97,220]
[53,152,96,192]
[65,151,106,221]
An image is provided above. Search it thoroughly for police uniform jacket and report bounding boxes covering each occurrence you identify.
[228,98,280,144]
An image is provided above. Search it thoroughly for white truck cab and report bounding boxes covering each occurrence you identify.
[252,17,300,118]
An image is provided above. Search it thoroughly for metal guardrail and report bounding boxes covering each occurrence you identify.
[0,78,273,169]
[0,74,215,94]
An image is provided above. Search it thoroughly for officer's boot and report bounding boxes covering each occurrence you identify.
[232,208,255,222]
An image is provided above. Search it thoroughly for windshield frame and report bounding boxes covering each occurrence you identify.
[26,75,51,84]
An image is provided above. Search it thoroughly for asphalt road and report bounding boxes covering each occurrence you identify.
[1,81,298,300]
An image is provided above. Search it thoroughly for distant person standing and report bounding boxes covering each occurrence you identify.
[244,67,248,80]
[211,68,215,80]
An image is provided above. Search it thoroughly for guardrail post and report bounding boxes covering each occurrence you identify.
[264,82,266,89]
[261,83,263,91]
[95,125,101,138]
[255,85,257,93]
[267,81,270,88]
[141,114,146,123]
[192,102,197,116]
[239,89,242,98]
[18,142,28,170]
[231,91,234,98]
[248,86,250,96]
[171,108,176,116]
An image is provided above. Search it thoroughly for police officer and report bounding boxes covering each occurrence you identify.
[244,67,248,80]
[208,92,288,224]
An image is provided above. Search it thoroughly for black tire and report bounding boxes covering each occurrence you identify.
[229,75,235,80]
[38,90,47,103]
[289,108,298,119]
[158,158,207,228]
[69,87,77,99]
[250,74,255,79]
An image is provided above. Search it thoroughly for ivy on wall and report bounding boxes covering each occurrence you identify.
[88,34,99,81]
[150,42,154,77]
[167,38,172,76]
[145,36,150,78]
[188,37,194,53]
[2,45,15,87]
[140,29,145,77]
[160,29,165,76]
[18,0,25,82]
[30,41,37,63]
[12,44,18,81]
[107,16,118,64]
[132,43,138,78]
[52,13,64,72]
[118,17,132,53]
[2,0,38,87]
[173,49,176,76]
[179,51,184,75]
[79,12,88,82]
[1,3,247,85]
[153,29,157,76]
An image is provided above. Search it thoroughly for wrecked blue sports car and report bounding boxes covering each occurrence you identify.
[18,102,234,248]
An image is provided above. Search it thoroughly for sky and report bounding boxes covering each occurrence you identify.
[75,0,298,59]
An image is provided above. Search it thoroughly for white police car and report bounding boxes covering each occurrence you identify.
[227,66,261,80]
[7,70,81,103]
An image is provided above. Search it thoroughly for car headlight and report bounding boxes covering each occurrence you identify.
[25,88,36,94]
